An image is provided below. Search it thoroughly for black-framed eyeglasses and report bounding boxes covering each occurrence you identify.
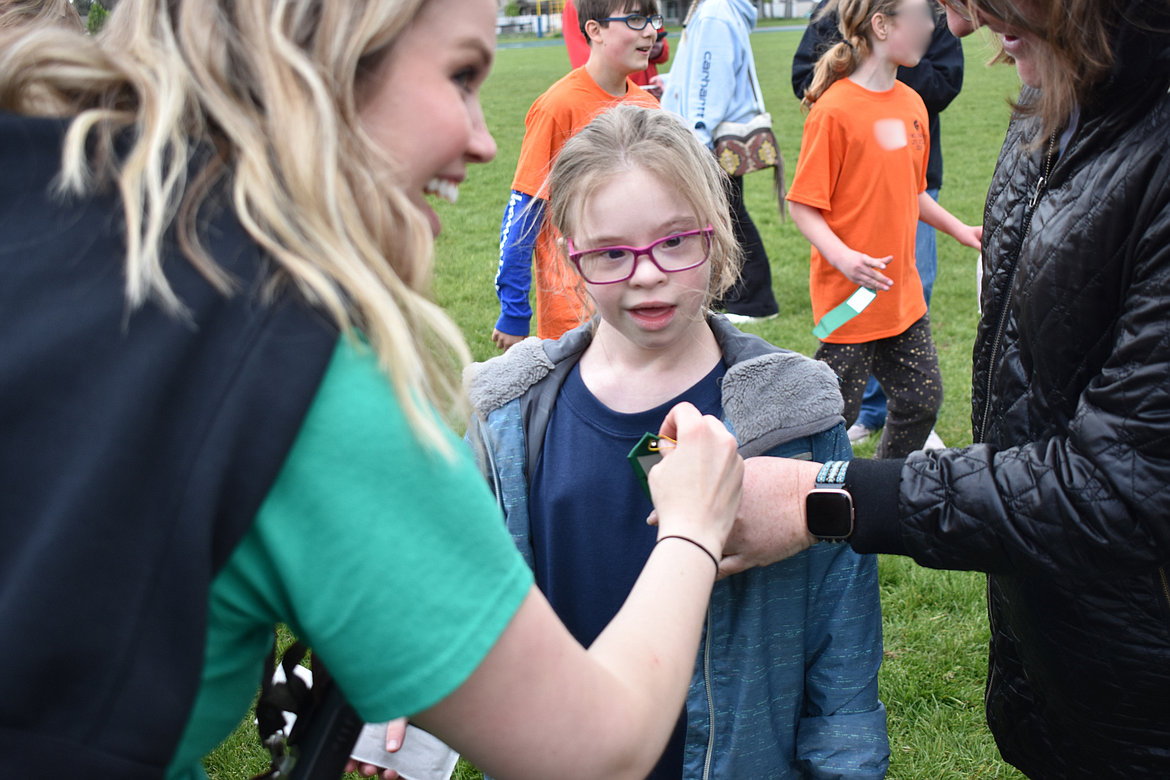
[600,13,665,31]
[567,227,714,285]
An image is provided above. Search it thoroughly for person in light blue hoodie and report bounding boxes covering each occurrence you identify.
[466,104,888,780]
[661,0,780,323]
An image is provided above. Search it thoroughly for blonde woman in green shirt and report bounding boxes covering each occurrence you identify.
[0,0,744,778]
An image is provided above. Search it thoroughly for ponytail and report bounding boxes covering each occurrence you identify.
[801,37,865,110]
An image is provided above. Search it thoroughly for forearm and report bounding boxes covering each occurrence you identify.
[495,192,543,336]
[789,201,851,266]
[842,457,908,557]
[416,551,715,780]
[917,192,967,239]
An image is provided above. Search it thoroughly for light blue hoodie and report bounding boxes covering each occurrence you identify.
[662,0,765,148]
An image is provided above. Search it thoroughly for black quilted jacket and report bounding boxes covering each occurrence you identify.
[848,6,1170,777]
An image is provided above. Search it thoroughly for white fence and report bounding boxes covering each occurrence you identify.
[496,14,563,36]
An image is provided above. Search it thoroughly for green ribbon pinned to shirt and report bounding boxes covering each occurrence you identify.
[812,286,877,340]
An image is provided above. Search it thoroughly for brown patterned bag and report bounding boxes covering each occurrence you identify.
[713,113,780,176]
[709,38,787,221]
[713,114,787,221]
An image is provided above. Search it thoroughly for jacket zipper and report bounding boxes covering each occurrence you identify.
[977,133,1058,443]
[983,576,998,712]
[478,418,506,515]
[701,605,715,780]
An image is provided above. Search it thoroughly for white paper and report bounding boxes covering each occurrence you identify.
[349,723,460,780]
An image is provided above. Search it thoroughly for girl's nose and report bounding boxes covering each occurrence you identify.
[629,252,668,286]
[467,101,497,164]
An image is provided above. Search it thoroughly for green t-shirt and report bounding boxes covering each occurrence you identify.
[166,337,533,779]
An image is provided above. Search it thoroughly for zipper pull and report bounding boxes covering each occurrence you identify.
[1029,175,1047,210]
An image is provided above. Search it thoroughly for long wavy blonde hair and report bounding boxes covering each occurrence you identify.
[0,0,83,31]
[0,0,471,453]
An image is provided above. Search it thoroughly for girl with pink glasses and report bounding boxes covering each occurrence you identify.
[466,104,889,780]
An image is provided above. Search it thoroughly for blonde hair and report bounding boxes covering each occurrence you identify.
[0,0,470,453]
[546,104,740,309]
[0,0,83,32]
[801,0,906,110]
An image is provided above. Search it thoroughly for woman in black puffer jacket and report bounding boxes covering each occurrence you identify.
[716,1,1170,776]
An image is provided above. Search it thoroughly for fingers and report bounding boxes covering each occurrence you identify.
[716,554,749,580]
[863,254,893,290]
[649,403,744,556]
[347,760,398,779]
[656,400,699,443]
[491,330,525,351]
[844,253,892,290]
[384,717,409,752]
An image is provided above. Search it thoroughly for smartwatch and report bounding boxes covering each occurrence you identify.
[806,460,854,542]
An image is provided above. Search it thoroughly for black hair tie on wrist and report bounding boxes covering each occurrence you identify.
[656,535,720,574]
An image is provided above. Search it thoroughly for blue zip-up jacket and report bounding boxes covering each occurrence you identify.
[661,0,764,149]
[465,315,889,779]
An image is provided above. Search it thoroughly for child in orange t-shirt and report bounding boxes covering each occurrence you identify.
[786,0,981,458]
[491,0,662,350]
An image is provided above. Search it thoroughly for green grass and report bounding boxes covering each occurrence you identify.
[205,27,1027,780]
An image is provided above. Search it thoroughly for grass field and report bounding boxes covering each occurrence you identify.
[205,24,1028,780]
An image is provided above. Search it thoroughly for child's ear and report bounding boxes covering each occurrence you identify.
[871,12,890,41]
[584,18,604,44]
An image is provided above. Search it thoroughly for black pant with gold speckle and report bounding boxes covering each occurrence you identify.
[814,314,942,459]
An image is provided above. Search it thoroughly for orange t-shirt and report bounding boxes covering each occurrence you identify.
[512,67,660,339]
[787,78,929,344]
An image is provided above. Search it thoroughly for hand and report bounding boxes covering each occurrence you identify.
[827,249,893,291]
[492,329,526,351]
[345,717,408,780]
[650,402,744,558]
[956,224,983,250]
[717,457,820,578]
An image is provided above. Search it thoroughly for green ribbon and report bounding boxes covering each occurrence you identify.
[812,286,877,339]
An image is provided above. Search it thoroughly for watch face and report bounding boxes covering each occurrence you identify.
[806,489,854,539]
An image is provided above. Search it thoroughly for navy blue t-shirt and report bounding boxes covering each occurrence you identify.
[529,357,726,780]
